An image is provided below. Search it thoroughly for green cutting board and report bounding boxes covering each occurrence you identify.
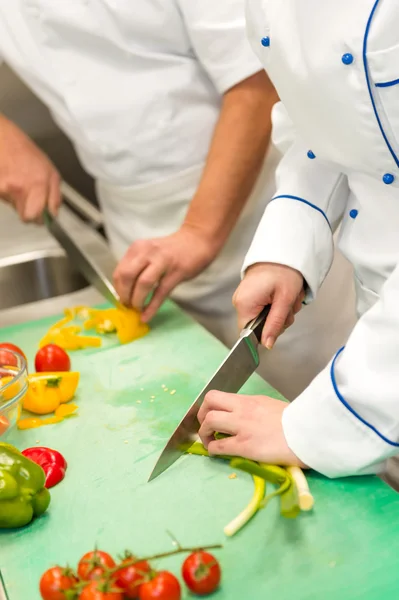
[1,302,399,600]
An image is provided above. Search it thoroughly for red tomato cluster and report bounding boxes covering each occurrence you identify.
[39,549,221,600]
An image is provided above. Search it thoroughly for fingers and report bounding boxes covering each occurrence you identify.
[261,293,294,349]
[293,290,305,314]
[131,258,166,310]
[207,436,241,458]
[198,411,237,448]
[20,184,49,223]
[47,171,61,217]
[233,287,266,331]
[141,270,181,322]
[113,252,150,306]
[197,390,236,424]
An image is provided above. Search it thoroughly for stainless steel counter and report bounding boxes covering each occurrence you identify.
[0,202,113,328]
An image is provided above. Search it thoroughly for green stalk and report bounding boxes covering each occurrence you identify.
[223,475,266,537]
[279,473,300,519]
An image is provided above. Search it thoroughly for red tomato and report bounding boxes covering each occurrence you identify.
[182,551,221,596]
[139,571,181,600]
[35,344,71,372]
[39,566,78,600]
[77,550,116,581]
[0,343,27,367]
[79,580,123,600]
[115,557,151,599]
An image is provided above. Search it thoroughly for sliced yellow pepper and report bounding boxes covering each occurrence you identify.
[17,403,78,430]
[23,372,80,415]
[39,305,148,351]
[83,306,149,344]
[39,326,101,350]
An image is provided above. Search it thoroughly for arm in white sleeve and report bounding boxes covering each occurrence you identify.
[243,105,349,300]
[177,0,262,94]
[284,262,399,477]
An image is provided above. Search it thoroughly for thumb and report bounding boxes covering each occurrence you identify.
[261,297,293,349]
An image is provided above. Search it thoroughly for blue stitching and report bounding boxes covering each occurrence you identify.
[271,195,331,228]
[363,0,399,169]
[331,347,399,447]
[375,78,399,88]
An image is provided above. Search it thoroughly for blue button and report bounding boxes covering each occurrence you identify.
[383,173,395,185]
[349,209,358,219]
[342,53,354,65]
[307,150,316,159]
[261,36,270,47]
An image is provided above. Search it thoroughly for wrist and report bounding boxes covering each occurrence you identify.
[179,221,223,257]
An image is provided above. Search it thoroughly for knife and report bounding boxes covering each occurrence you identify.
[148,305,271,482]
[0,571,9,600]
[44,210,120,307]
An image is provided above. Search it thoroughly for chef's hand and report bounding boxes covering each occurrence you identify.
[198,390,306,467]
[0,115,61,223]
[233,262,305,349]
[113,225,219,321]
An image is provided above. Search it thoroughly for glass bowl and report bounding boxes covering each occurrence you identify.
[0,349,28,438]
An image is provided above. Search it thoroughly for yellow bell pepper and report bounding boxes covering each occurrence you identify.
[23,372,80,415]
[83,306,149,344]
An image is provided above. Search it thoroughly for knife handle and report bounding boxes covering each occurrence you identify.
[244,305,271,343]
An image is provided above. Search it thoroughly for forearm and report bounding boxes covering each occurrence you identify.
[182,71,278,252]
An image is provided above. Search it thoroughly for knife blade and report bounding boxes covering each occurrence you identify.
[44,210,120,307]
[0,571,9,600]
[148,305,271,482]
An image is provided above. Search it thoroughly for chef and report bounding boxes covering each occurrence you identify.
[199,0,399,480]
[0,1,354,399]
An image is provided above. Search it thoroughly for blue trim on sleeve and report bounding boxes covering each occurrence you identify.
[331,347,399,447]
[363,0,399,169]
[375,78,399,89]
[271,195,331,228]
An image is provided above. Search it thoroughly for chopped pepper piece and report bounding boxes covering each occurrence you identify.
[39,326,101,351]
[22,447,67,489]
[23,372,80,415]
[39,305,149,350]
[17,403,78,430]
[83,306,149,344]
[0,442,51,528]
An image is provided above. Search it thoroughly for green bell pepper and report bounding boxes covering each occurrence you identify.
[0,442,51,529]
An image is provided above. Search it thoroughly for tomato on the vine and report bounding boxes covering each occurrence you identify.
[79,579,123,600]
[115,556,151,599]
[35,344,71,372]
[39,566,78,600]
[77,550,116,581]
[139,571,181,600]
[182,551,221,596]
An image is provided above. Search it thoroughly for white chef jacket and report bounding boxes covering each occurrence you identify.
[244,0,399,478]
[0,0,262,186]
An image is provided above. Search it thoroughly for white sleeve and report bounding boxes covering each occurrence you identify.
[177,0,263,94]
[242,104,349,301]
[284,262,399,478]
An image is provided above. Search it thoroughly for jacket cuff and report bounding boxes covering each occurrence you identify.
[282,354,389,478]
[242,196,334,301]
